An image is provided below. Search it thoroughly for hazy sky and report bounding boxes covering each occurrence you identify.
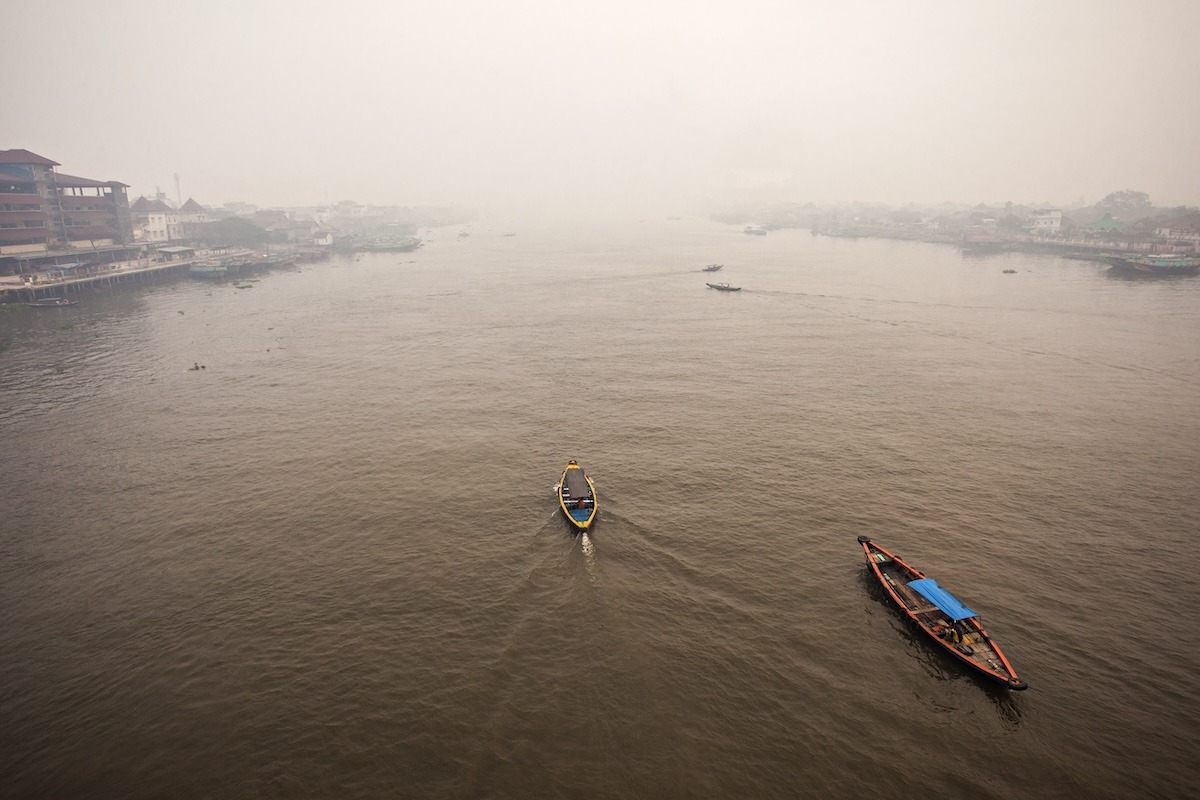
[5,0,1198,218]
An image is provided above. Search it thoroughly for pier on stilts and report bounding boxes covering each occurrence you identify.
[0,248,255,304]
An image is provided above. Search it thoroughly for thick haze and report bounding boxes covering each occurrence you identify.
[5,0,1198,220]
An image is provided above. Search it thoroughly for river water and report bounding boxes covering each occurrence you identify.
[2,220,1198,798]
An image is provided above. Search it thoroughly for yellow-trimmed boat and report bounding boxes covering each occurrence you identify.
[558,460,598,530]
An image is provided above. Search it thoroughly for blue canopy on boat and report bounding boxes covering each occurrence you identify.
[909,578,977,621]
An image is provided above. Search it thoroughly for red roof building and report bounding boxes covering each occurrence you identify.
[0,149,133,256]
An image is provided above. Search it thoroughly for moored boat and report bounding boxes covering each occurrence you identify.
[25,296,77,308]
[706,282,741,291]
[960,231,1007,252]
[353,236,423,253]
[1104,254,1199,276]
[188,262,228,279]
[857,536,1027,690]
[557,460,597,531]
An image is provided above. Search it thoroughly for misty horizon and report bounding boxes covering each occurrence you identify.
[5,0,1198,222]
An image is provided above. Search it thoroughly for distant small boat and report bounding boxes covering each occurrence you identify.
[557,460,597,531]
[858,536,1027,690]
[706,282,741,291]
[702,264,723,272]
[25,296,77,308]
[743,227,767,236]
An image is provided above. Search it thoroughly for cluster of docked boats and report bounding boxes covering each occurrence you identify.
[554,460,1027,691]
[188,253,298,279]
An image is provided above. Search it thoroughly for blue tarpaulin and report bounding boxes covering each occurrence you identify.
[909,578,977,621]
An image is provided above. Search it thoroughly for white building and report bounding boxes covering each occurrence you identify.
[1028,209,1062,233]
[129,196,183,242]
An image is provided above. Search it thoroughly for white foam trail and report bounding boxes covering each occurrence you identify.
[581,531,597,583]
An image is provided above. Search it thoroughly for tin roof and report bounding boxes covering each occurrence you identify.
[0,149,60,166]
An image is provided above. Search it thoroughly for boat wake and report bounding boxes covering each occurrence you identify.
[580,531,598,585]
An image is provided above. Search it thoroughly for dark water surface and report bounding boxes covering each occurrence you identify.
[3,221,1199,798]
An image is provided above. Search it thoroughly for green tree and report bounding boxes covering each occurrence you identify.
[1096,190,1152,216]
[197,217,268,247]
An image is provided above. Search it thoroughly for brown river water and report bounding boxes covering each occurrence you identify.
[2,220,1198,798]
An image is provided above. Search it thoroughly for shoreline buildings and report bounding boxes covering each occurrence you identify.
[0,149,133,261]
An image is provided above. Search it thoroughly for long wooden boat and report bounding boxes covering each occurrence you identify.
[706,282,741,291]
[188,263,228,279]
[1104,255,1199,276]
[353,236,423,253]
[558,460,597,531]
[857,536,1027,690]
[25,296,78,308]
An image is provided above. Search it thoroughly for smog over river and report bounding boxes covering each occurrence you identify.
[3,2,1200,798]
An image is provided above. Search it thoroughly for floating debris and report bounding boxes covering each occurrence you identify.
[188,362,206,371]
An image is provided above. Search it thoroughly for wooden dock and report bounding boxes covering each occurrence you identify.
[0,251,248,303]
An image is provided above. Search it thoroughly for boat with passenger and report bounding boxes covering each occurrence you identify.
[706,282,741,291]
[557,460,597,531]
[702,264,723,272]
[857,536,1027,690]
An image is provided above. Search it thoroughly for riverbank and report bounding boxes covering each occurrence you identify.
[812,225,1194,262]
[0,248,324,304]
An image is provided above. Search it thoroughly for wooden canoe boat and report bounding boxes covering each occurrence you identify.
[858,536,1027,690]
[25,296,78,308]
[706,282,741,291]
[558,460,597,531]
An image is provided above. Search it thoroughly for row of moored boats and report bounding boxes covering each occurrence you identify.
[555,460,1027,691]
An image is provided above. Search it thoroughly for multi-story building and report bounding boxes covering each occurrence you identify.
[1027,209,1063,233]
[129,196,183,242]
[0,149,133,256]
